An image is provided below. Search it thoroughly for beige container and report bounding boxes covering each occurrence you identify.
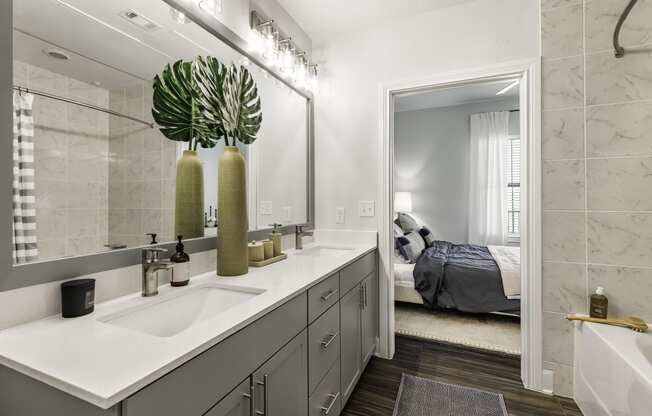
[217,146,248,276]
[270,232,282,257]
[174,150,204,239]
[262,239,274,259]
[248,241,264,262]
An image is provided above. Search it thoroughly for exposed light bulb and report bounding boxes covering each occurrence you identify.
[169,7,190,24]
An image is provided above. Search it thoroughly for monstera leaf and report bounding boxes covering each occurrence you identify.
[193,57,262,146]
[152,60,218,149]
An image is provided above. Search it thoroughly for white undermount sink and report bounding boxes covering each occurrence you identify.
[99,283,265,337]
[296,245,354,257]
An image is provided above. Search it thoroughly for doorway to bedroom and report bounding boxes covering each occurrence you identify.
[391,77,523,355]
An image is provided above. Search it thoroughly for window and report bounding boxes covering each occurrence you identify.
[504,136,520,236]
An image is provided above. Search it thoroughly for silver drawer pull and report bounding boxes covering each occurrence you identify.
[321,332,338,349]
[255,375,268,416]
[320,289,337,301]
[320,392,340,415]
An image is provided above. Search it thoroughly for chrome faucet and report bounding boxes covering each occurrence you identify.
[141,247,174,297]
[295,225,314,250]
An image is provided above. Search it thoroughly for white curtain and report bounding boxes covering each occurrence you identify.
[13,91,38,263]
[468,111,509,246]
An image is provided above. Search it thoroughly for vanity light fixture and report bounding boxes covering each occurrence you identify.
[198,0,222,16]
[496,80,519,96]
[250,10,319,91]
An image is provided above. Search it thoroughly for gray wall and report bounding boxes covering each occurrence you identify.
[395,97,519,243]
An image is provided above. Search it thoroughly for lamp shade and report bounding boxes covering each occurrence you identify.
[394,192,412,213]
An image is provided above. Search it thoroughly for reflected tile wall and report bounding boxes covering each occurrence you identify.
[108,83,176,248]
[541,0,652,397]
[14,60,109,261]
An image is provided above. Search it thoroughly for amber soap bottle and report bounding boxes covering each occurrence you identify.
[589,286,608,319]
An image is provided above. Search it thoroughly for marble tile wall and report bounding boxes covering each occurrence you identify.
[541,0,652,397]
[107,83,177,248]
[13,61,109,261]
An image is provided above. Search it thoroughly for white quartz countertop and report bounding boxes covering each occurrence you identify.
[0,242,376,409]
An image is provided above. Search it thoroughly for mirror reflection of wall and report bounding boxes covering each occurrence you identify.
[11,0,309,264]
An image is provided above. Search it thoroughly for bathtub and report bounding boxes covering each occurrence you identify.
[574,321,652,416]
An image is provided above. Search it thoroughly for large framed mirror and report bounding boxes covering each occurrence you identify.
[0,0,313,291]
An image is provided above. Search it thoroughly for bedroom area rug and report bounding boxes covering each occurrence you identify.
[392,374,508,416]
[394,303,521,355]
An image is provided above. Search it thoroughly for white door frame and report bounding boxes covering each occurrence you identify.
[375,59,543,392]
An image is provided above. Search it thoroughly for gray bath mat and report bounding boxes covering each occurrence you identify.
[393,374,508,416]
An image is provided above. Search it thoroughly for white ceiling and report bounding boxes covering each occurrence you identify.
[13,0,242,90]
[277,0,473,45]
[395,79,520,112]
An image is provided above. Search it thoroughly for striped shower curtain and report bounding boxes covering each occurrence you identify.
[12,91,37,263]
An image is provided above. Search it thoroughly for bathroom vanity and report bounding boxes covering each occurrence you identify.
[0,244,378,416]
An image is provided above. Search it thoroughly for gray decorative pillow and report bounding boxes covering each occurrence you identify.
[395,212,419,233]
[396,231,426,263]
[418,226,436,247]
[393,223,404,239]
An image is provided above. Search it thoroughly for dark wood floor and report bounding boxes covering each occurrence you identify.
[342,335,583,416]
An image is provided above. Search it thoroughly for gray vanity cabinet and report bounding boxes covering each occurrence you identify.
[361,272,378,365]
[204,378,253,416]
[339,284,362,404]
[253,330,308,416]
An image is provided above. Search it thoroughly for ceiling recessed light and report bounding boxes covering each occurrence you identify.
[496,80,519,96]
[43,49,70,60]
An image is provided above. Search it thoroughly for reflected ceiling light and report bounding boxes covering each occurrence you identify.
[169,7,191,24]
[43,48,69,60]
[496,80,519,96]
[308,65,318,91]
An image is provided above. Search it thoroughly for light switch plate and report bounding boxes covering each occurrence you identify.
[335,207,345,224]
[358,200,375,217]
[283,206,292,222]
[259,200,272,216]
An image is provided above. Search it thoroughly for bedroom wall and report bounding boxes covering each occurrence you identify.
[541,0,652,397]
[394,97,519,243]
[312,0,538,231]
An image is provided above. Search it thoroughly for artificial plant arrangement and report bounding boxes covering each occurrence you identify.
[152,56,262,276]
[193,56,262,276]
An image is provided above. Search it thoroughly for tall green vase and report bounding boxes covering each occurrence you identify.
[175,150,204,239]
[217,146,248,276]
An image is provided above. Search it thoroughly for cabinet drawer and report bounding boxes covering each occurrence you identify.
[340,251,376,295]
[308,302,340,395]
[203,378,251,416]
[309,360,341,416]
[122,293,307,416]
[308,272,339,323]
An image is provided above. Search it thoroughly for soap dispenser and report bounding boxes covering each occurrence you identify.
[269,223,283,257]
[170,235,190,287]
[590,286,608,319]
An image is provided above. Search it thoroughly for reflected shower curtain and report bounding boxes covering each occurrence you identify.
[12,91,37,263]
[468,111,509,246]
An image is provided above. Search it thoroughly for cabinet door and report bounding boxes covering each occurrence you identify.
[361,272,378,365]
[339,284,362,405]
[253,330,308,416]
[204,378,252,416]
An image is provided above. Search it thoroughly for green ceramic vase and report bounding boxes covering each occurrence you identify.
[217,146,248,276]
[175,150,204,239]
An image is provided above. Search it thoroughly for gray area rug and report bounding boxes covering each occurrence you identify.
[393,374,508,416]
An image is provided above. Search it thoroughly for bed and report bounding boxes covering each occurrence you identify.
[394,240,520,315]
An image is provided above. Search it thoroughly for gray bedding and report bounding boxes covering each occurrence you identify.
[413,241,520,313]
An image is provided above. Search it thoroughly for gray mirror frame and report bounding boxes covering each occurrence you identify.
[0,0,315,292]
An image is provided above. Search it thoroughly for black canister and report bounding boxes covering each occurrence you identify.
[61,279,95,318]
